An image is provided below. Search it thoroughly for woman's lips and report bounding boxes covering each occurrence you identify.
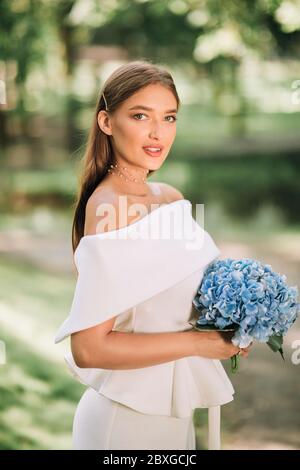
[142,146,163,157]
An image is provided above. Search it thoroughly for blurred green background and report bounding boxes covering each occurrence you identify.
[0,0,300,450]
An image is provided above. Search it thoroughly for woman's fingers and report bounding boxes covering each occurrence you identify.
[238,347,250,357]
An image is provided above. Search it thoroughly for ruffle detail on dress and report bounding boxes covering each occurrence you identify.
[63,351,234,418]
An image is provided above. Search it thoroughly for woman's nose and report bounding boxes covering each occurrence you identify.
[148,122,162,139]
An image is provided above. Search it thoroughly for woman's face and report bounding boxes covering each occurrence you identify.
[98,83,178,172]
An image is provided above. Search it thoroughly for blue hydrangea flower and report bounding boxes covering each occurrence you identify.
[193,258,300,353]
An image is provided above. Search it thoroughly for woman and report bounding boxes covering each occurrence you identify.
[54,60,250,450]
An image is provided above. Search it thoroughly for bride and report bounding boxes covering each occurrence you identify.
[54,60,250,450]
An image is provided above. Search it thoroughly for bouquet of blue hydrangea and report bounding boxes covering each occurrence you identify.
[190,258,300,372]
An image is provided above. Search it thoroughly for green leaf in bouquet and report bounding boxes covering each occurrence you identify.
[231,353,240,373]
[267,334,284,360]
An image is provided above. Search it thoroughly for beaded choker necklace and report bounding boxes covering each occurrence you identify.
[107,163,149,184]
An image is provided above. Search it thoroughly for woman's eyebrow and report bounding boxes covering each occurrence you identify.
[128,105,177,113]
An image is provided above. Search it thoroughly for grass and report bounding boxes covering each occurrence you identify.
[0,255,85,450]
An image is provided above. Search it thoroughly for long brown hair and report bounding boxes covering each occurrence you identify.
[71,60,181,253]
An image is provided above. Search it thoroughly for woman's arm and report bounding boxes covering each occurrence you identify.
[72,328,242,369]
[72,329,194,369]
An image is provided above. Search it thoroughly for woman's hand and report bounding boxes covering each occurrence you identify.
[192,330,251,360]
[237,342,253,358]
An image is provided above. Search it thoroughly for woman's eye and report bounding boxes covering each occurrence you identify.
[133,113,177,122]
[166,115,177,122]
[133,113,146,120]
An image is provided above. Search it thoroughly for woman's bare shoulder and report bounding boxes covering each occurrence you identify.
[84,181,185,236]
[150,181,184,203]
[84,187,124,235]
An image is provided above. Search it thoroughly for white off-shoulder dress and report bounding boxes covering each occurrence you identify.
[54,198,234,450]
